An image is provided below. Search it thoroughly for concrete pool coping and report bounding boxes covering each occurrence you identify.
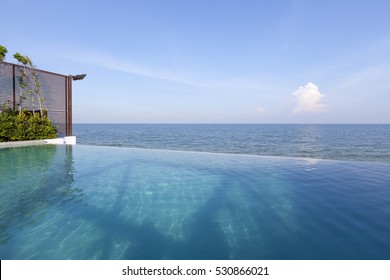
[0,136,76,149]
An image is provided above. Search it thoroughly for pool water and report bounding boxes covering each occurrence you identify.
[1,145,390,259]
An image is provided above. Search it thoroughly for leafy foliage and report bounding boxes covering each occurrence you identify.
[0,45,7,62]
[0,45,58,142]
[13,52,39,114]
[0,102,16,141]
[0,45,8,62]
[0,106,57,142]
[13,52,32,66]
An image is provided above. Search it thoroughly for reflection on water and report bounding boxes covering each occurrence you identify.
[1,145,390,260]
[0,145,82,246]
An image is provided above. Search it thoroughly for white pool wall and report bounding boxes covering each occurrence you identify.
[0,136,76,148]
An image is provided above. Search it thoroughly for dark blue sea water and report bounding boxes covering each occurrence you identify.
[74,124,390,162]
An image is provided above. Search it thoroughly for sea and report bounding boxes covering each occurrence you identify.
[73,124,390,163]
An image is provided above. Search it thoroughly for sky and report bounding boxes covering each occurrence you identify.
[1,0,390,123]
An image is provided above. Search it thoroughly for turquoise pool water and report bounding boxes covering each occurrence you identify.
[1,145,390,259]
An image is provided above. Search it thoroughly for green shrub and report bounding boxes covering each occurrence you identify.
[0,107,57,142]
[1,45,57,142]
[0,110,16,142]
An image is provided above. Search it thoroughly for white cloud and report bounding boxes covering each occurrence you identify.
[292,82,326,113]
[256,106,265,114]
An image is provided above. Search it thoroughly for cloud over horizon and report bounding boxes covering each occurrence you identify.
[292,82,326,113]
[256,106,265,114]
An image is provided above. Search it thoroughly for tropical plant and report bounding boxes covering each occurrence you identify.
[13,110,57,140]
[13,52,45,116]
[0,101,17,141]
[0,45,58,142]
[0,107,57,142]
[0,45,7,62]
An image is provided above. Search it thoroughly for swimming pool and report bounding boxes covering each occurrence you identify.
[1,145,390,259]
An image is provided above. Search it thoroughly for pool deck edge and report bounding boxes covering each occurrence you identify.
[0,136,76,148]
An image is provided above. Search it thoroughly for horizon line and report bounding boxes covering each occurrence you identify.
[72,122,390,125]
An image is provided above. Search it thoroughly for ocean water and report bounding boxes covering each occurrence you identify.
[1,145,390,260]
[74,124,390,163]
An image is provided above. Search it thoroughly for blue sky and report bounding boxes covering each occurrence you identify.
[1,0,390,123]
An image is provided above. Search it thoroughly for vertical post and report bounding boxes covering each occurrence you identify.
[66,76,73,136]
[65,76,68,136]
[12,64,16,110]
[69,76,73,136]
